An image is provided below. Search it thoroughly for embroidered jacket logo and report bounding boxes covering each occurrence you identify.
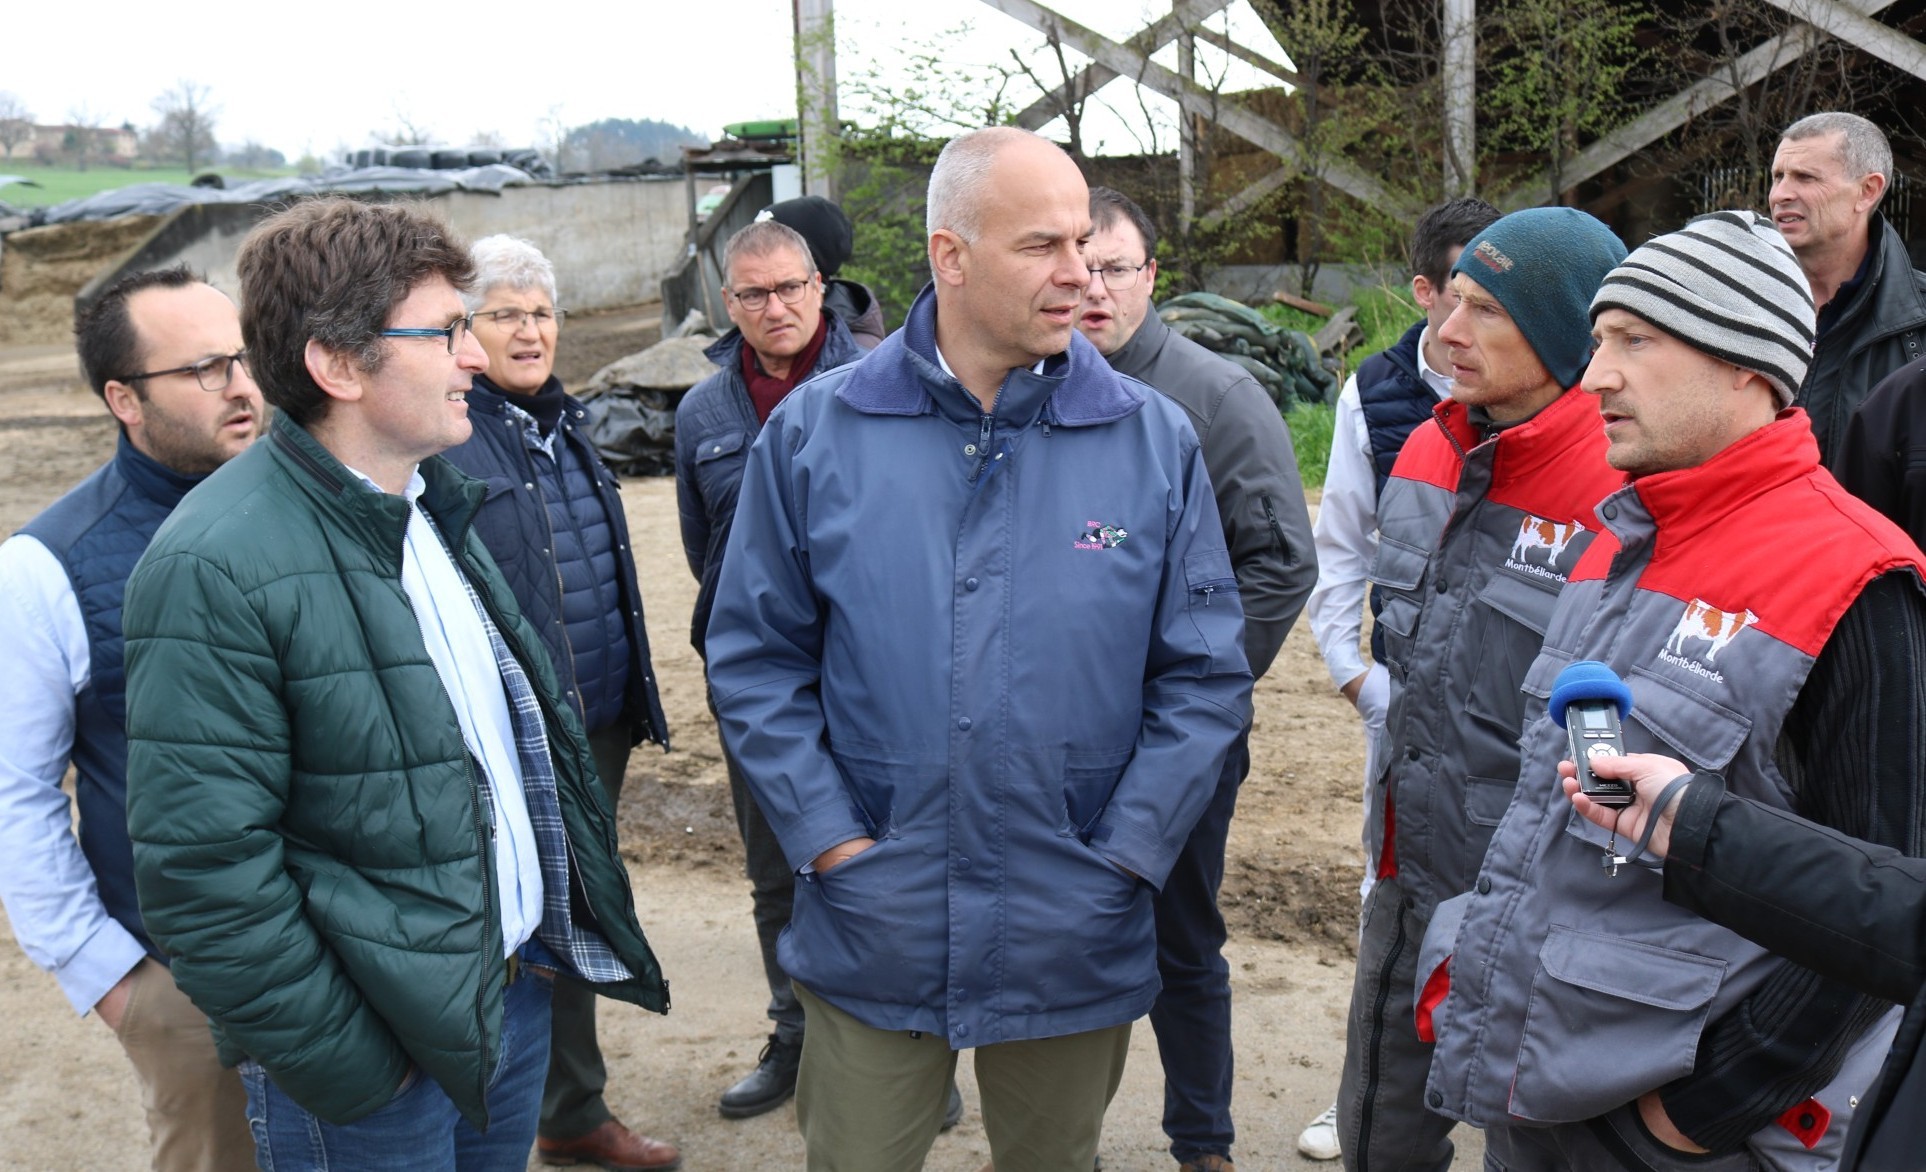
[1659,598,1757,683]
[1505,515,1583,581]
[1074,522,1128,551]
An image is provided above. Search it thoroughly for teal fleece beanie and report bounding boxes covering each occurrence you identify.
[1451,207,1628,388]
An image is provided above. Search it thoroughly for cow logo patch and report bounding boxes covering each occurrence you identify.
[1658,598,1757,683]
[1073,522,1128,551]
[1505,515,1584,582]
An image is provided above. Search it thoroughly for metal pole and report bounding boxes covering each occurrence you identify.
[795,0,840,201]
[1443,0,1476,198]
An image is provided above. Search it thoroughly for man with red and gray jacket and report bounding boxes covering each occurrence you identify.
[1425,210,1926,1170]
[1336,207,1627,1172]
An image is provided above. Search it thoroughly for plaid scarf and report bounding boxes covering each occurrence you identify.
[426,503,633,984]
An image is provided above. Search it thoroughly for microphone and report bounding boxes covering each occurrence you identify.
[1549,660,1634,808]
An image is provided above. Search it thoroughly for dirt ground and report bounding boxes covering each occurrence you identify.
[0,306,1484,1169]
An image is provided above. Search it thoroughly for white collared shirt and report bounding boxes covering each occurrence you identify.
[348,466,544,956]
[1306,327,1454,690]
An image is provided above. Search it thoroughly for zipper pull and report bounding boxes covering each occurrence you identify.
[1202,584,1215,606]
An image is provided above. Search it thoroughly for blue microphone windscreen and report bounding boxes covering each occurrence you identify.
[1548,659,1633,727]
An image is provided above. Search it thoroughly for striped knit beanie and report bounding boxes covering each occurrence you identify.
[1590,210,1815,407]
[1451,207,1628,388]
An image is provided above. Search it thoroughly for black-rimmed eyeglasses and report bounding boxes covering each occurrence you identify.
[380,315,475,355]
[1088,263,1152,291]
[726,279,815,312]
[116,350,250,393]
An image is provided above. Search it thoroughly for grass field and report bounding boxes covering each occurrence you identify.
[0,163,295,207]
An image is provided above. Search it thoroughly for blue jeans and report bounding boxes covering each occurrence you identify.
[240,963,554,1171]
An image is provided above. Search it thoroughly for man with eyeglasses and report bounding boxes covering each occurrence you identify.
[119,199,669,1172]
[675,216,866,1122]
[1075,186,1316,1172]
[0,264,260,1172]
[440,234,677,1171]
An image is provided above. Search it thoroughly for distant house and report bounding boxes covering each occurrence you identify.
[0,123,139,162]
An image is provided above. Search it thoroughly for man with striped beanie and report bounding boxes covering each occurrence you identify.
[1421,211,1926,1170]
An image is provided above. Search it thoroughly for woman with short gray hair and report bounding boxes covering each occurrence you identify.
[439,234,681,1172]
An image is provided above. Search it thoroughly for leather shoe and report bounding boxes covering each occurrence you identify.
[719,1035,802,1119]
[537,1119,681,1171]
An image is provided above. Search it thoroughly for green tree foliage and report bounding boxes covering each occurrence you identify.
[562,118,706,171]
[1481,0,1648,203]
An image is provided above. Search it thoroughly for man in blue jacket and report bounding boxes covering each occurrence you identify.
[674,217,866,1119]
[706,126,1253,1172]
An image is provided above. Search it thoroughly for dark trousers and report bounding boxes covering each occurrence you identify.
[1337,873,1454,1172]
[1149,726,1251,1164]
[719,713,805,1045]
[539,721,632,1141]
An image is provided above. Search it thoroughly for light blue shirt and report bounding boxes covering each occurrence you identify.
[350,467,545,956]
[0,532,148,1015]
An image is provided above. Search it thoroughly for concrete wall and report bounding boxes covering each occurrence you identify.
[437,178,687,308]
[74,176,690,327]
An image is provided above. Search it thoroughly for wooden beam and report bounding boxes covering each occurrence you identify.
[1011,0,1235,131]
[1504,0,1897,208]
[1755,0,1926,80]
[981,0,1410,213]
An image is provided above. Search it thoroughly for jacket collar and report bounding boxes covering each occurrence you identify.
[1851,213,1926,335]
[268,414,487,564]
[1105,309,1170,378]
[469,373,567,432]
[704,313,867,384]
[1611,411,1820,548]
[835,283,1143,427]
[113,430,205,508]
[1428,383,1600,490]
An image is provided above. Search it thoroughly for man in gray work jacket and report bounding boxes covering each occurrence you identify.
[1076,186,1316,1172]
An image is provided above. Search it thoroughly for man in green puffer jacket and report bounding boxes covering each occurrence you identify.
[121,198,671,1172]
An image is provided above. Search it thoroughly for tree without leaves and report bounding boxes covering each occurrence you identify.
[150,81,220,173]
[0,92,32,160]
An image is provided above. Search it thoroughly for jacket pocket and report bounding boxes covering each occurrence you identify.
[1184,549,1243,672]
[692,430,748,503]
[789,835,944,1010]
[1061,746,1134,834]
[1367,535,1429,673]
[1624,666,1751,772]
[1509,924,1725,1123]
[1462,571,1561,767]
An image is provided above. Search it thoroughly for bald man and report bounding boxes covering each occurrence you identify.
[705,127,1253,1172]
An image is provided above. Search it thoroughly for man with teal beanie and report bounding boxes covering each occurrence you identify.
[1335,206,1627,1171]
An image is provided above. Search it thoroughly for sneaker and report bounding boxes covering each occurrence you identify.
[1178,1157,1233,1171]
[1297,1103,1341,1161]
[718,1036,802,1119]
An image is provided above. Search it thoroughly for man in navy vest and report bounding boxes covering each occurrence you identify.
[0,265,262,1170]
[1295,199,1495,1158]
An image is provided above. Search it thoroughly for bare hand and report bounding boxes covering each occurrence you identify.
[94,967,138,1032]
[1637,1091,1710,1153]
[811,837,877,873]
[1558,753,1695,860]
[1340,672,1367,706]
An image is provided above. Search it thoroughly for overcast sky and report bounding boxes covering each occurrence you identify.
[6,0,1288,161]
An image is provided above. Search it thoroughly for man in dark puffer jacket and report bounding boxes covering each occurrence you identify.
[440,234,677,1172]
[124,199,669,1172]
